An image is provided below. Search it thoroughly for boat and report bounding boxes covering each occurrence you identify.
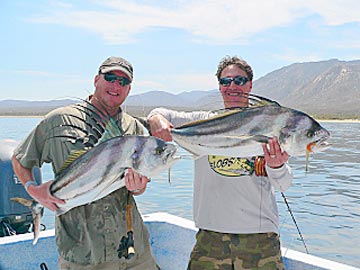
[0,212,359,270]
[0,140,359,270]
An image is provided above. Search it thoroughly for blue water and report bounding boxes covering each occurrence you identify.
[1,117,359,267]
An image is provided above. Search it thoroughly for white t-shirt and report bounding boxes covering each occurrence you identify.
[148,108,293,234]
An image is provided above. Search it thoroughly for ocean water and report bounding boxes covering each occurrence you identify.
[0,117,359,267]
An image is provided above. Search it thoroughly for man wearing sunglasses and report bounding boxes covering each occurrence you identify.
[147,56,293,270]
[12,56,159,270]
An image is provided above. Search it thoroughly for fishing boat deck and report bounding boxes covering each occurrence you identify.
[0,212,358,270]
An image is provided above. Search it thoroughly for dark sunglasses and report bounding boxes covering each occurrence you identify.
[102,73,131,86]
[219,75,249,86]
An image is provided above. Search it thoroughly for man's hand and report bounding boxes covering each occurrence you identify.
[27,180,65,211]
[148,114,173,142]
[125,168,150,195]
[262,137,289,169]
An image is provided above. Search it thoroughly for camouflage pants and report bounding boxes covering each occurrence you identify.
[58,243,160,270]
[187,230,285,270]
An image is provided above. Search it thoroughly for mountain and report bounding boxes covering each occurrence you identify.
[0,59,359,118]
[0,99,76,108]
[0,99,77,116]
[252,59,360,117]
[123,90,219,108]
[122,89,221,116]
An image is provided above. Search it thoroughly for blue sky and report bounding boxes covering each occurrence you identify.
[1,0,359,100]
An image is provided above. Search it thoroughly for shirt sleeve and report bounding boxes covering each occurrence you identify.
[13,119,48,169]
[147,107,216,127]
[265,163,293,192]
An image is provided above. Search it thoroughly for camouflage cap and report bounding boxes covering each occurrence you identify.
[98,56,133,81]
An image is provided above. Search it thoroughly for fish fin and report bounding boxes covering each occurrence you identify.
[77,98,123,145]
[53,114,103,139]
[46,98,121,151]
[71,99,123,146]
[96,118,123,145]
[32,210,42,245]
[247,93,281,107]
[71,103,106,135]
[11,197,44,245]
[57,149,88,174]
[212,93,281,112]
[133,116,151,133]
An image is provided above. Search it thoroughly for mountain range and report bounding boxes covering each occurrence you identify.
[1,59,359,118]
[252,59,360,117]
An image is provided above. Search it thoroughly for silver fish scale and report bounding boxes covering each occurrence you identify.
[171,105,330,157]
[49,135,178,216]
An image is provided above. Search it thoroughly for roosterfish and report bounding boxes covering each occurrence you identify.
[170,94,330,168]
[12,101,179,244]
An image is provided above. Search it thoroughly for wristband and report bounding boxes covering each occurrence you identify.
[24,180,38,192]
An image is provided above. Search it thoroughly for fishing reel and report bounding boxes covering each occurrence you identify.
[117,231,135,260]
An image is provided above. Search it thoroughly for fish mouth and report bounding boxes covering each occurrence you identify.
[307,137,332,153]
[170,151,181,159]
[312,127,331,149]
[163,145,180,163]
[317,140,332,151]
[316,136,329,144]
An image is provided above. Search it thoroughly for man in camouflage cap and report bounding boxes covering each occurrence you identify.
[12,56,160,270]
[99,56,134,81]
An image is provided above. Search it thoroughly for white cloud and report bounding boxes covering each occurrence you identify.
[273,50,323,63]
[302,0,360,25]
[5,69,85,80]
[10,70,54,77]
[28,0,360,44]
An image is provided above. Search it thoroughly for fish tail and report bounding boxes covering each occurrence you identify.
[11,197,44,245]
[11,197,33,207]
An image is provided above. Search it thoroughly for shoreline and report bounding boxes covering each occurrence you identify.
[317,119,360,123]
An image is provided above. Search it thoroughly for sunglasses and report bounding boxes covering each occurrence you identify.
[102,73,131,86]
[219,75,249,86]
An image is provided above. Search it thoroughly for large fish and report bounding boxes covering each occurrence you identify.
[13,135,179,244]
[171,104,330,158]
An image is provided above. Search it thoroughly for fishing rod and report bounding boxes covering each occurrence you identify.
[280,192,309,254]
[117,191,135,259]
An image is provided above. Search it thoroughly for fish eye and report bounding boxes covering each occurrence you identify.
[155,147,164,155]
[307,131,314,138]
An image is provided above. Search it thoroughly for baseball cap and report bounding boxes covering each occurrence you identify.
[98,56,133,81]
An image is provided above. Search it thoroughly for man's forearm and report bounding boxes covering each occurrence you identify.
[148,107,214,127]
[11,155,36,191]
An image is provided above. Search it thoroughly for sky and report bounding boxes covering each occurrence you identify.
[1,0,359,101]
